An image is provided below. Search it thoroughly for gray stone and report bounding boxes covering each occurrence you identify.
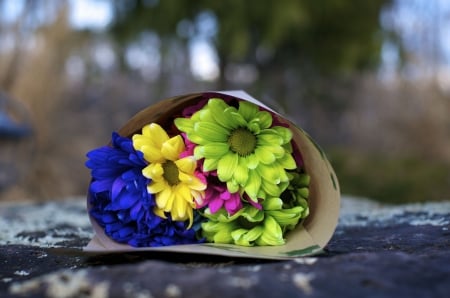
[1,196,449,298]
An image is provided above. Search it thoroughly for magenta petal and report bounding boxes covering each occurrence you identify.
[225,196,243,215]
[209,198,224,213]
[220,191,231,200]
[196,171,207,185]
[248,198,263,210]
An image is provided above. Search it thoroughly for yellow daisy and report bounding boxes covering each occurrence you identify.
[132,123,206,227]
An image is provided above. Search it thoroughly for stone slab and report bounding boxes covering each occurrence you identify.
[1,196,449,298]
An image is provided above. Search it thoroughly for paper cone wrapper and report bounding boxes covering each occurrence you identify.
[84,91,340,260]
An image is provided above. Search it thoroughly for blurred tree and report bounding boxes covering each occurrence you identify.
[108,0,394,150]
[109,0,393,87]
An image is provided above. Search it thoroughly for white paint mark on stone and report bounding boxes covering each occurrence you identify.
[10,269,110,298]
[292,272,314,295]
[227,276,259,289]
[294,257,318,265]
[247,265,261,272]
[165,283,182,298]
[218,267,232,274]
[123,282,154,298]
[37,252,48,259]
[134,291,154,298]
[14,270,30,276]
[2,278,12,283]
[86,281,110,298]
[409,218,449,227]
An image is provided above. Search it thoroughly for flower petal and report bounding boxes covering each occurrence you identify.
[233,160,249,185]
[272,126,292,143]
[174,117,194,133]
[232,227,262,246]
[171,185,191,220]
[254,147,276,165]
[244,226,263,242]
[257,164,281,184]
[256,110,272,129]
[261,179,285,197]
[146,123,170,145]
[229,110,248,127]
[175,156,196,174]
[263,197,283,210]
[196,143,230,159]
[245,170,261,202]
[277,153,297,170]
[257,132,283,146]
[147,180,169,194]
[142,163,163,180]
[266,207,304,227]
[194,122,229,142]
[217,152,238,182]
[244,154,259,169]
[226,180,240,193]
[178,171,206,190]
[256,216,285,246]
[161,135,185,161]
[209,198,224,213]
[208,98,237,129]
[201,221,234,243]
[238,101,258,122]
[155,187,173,209]
[202,158,219,171]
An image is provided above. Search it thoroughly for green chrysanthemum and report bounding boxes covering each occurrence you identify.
[201,197,307,246]
[280,172,310,226]
[174,98,297,202]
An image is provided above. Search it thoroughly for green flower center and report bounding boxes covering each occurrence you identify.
[228,127,257,156]
[163,160,180,186]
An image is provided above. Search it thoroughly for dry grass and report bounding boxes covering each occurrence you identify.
[343,76,450,164]
[0,5,83,200]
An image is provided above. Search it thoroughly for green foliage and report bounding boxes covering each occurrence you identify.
[109,0,392,75]
[330,149,450,204]
[296,0,389,73]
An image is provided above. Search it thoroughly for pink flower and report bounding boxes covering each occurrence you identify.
[180,133,259,215]
[198,174,243,215]
[179,133,196,158]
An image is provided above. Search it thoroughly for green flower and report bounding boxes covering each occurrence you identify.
[280,172,310,225]
[201,197,307,246]
[174,98,296,202]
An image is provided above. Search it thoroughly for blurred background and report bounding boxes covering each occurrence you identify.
[0,0,448,203]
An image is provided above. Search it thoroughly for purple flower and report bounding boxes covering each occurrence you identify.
[86,132,203,247]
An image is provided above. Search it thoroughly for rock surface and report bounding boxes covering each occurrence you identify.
[1,196,449,298]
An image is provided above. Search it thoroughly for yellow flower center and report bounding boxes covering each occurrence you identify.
[162,160,180,186]
[228,127,257,156]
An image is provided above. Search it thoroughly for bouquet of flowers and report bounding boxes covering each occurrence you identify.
[85,91,339,259]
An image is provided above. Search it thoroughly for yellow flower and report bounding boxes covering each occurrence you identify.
[132,123,206,227]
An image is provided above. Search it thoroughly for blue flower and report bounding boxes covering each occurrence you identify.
[86,132,203,247]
